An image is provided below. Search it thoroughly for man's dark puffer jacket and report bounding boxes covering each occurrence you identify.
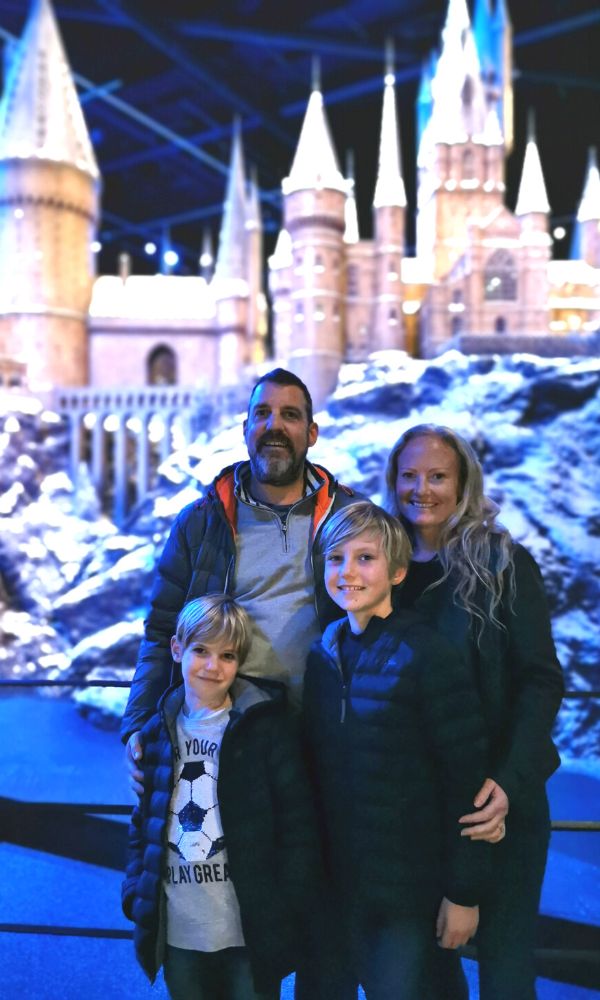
[122,675,321,992]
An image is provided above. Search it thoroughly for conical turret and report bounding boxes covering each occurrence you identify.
[571,147,600,266]
[514,114,551,334]
[0,0,100,390]
[245,167,267,364]
[372,48,406,349]
[515,116,550,219]
[214,118,248,285]
[213,119,251,383]
[281,69,346,407]
[491,0,513,153]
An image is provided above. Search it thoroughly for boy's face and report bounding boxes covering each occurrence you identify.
[324,530,406,633]
[171,635,239,714]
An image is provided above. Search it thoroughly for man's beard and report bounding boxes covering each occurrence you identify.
[249,434,307,486]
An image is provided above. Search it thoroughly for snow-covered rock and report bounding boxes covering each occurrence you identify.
[1,352,598,757]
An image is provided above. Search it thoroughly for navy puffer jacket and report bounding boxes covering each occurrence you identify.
[122,675,321,991]
[303,611,491,918]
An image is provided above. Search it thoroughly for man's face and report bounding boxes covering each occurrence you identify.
[243,382,318,488]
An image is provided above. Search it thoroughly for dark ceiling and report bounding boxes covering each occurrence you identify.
[1,0,598,275]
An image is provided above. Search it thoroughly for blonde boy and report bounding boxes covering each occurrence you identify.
[123,594,318,1000]
[303,502,491,999]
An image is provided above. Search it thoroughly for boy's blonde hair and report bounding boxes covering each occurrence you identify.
[174,594,252,665]
[319,501,412,574]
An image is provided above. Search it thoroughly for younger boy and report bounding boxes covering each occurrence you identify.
[302,501,491,999]
[122,593,319,1000]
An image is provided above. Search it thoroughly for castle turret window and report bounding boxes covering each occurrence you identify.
[484,250,517,301]
[347,265,359,296]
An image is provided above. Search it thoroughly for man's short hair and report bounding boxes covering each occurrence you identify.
[248,368,314,423]
[319,500,412,575]
[175,594,253,666]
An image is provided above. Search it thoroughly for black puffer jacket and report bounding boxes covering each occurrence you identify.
[394,543,564,809]
[303,611,491,919]
[122,676,321,991]
[121,461,359,741]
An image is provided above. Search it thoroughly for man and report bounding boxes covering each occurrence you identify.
[122,368,360,791]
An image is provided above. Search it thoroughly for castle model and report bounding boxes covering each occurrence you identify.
[0,0,599,410]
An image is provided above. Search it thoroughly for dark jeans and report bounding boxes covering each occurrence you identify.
[354,914,466,1000]
[163,944,280,1000]
[436,792,551,1000]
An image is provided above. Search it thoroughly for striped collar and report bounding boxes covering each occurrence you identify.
[233,460,325,509]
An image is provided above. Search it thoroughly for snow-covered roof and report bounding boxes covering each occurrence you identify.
[0,0,99,180]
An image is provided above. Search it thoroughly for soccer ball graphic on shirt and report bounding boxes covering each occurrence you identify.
[168,759,226,863]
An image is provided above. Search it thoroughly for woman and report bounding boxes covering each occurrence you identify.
[384,424,563,1000]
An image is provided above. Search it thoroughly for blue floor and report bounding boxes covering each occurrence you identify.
[1,693,598,999]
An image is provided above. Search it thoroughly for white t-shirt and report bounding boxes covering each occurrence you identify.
[163,703,245,952]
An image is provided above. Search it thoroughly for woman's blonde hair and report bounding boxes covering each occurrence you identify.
[175,594,252,665]
[384,424,514,631]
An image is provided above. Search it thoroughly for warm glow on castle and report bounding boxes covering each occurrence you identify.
[0,0,598,408]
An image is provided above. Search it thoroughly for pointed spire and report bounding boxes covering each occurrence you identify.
[443,0,471,40]
[214,118,249,283]
[473,0,493,73]
[0,0,99,179]
[462,29,488,139]
[576,148,600,223]
[269,228,293,270]
[344,151,360,244]
[374,45,407,209]
[199,228,214,279]
[245,166,262,232]
[515,114,550,215]
[282,72,346,196]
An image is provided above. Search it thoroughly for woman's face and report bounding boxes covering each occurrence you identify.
[394,435,461,545]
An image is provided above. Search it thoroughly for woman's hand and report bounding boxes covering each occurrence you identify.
[436,897,479,949]
[459,778,509,842]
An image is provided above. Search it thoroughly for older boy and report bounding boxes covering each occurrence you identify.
[122,594,319,1000]
[302,502,491,1000]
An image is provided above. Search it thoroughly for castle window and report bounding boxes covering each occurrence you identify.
[495,316,507,333]
[347,265,359,296]
[314,253,325,274]
[451,315,463,336]
[389,308,399,326]
[147,345,176,385]
[484,250,517,301]
[314,303,325,322]
[462,148,475,180]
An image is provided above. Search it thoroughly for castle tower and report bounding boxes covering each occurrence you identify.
[281,68,347,407]
[571,148,600,267]
[343,152,375,362]
[490,0,513,155]
[268,228,293,365]
[213,119,250,384]
[514,115,551,333]
[0,0,100,391]
[372,49,406,351]
[245,167,268,365]
[416,52,435,151]
[416,0,504,281]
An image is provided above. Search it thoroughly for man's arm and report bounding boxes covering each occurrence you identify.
[121,506,201,744]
